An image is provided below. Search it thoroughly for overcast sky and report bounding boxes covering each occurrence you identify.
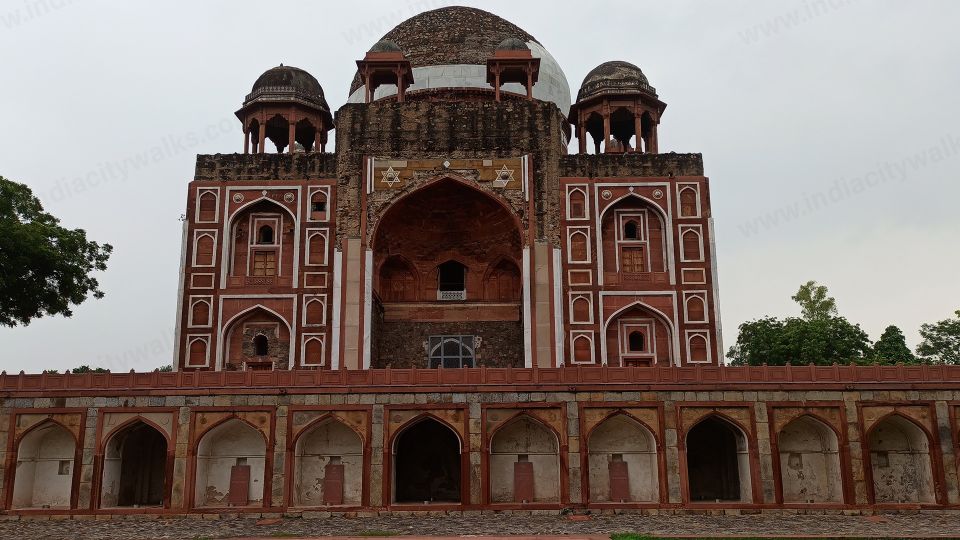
[2,0,958,373]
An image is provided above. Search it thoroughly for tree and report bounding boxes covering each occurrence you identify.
[0,176,112,326]
[871,325,917,364]
[916,309,960,364]
[70,365,109,374]
[792,280,837,321]
[728,281,873,366]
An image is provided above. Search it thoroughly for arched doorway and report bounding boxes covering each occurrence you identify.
[294,419,364,507]
[777,415,842,503]
[868,414,936,503]
[371,178,524,368]
[12,422,76,509]
[393,418,461,504]
[489,415,560,503]
[100,422,167,507]
[685,416,751,502]
[222,306,291,370]
[587,414,658,503]
[604,302,674,366]
[194,419,268,507]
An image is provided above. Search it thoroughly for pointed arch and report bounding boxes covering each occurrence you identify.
[292,416,364,507]
[193,416,269,508]
[218,304,293,370]
[585,411,659,503]
[602,299,678,367]
[482,256,521,302]
[377,254,419,302]
[776,414,842,503]
[488,413,561,504]
[99,419,169,508]
[567,187,587,219]
[390,414,464,504]
[11,420,78,509]
[865,412,937,504]
[684,413,753,503]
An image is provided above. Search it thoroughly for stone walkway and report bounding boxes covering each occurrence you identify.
[2,513,960,539]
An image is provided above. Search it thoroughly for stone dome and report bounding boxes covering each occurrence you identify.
[369,39,402,53]
[576,61,657,103]
[247,65,330,112]
[347,6,571,114]
[496,37,529,51]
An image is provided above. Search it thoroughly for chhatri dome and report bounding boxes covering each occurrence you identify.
[347,6,571,114]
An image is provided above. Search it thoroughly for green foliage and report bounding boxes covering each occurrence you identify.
[916,309,960,364]
[0,176,112,326]
[70,365,109,374]
[157,364,174,372]
[727,315,872,366]
[871,325,917,364]
[791,280,837,321]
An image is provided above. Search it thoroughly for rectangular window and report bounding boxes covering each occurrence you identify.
[428,335,475,368]
[252,251,277,276]
[620,247,646,273]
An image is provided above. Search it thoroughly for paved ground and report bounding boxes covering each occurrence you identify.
[2,513,960,540]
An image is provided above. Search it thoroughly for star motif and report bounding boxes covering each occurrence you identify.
[381,166,401,187]
[492,164,514,187]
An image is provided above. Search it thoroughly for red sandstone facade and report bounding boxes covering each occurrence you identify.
[3,6,955,517]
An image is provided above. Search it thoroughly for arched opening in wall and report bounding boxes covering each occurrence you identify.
[437,260,467,299]
[685,416,752,502]
[571,296,591,323]
[265,114,291,153]
[191,300,210,327]
[600,196,666,278]
[572,335,593,363]
[681,229,702,261]
[194,419,267,508]
[228,200,293,280]
[686,295,706,323]
[489,415,560,503]
[188,338,208,367]
[378,256,417,302]
[194,234,215,266]
[679,187,698,217]
[371,178,523,368]
[393,418,461,504]
[246,119,261,152]
[310,190,328,220]
[587,414,658,503]
[609,107,636,153]
[198,191,217,222]
[483,259,521,302]
[584,112,604,154]
[777,415,842,503]
[294,118,317,152]
[688,334,709,364]
[569,231,589,263]
[294,419,363,507]
[605,303,673,366]
[868,414,936,503]
[100,422,167,508]
[12,422,75,509]
[223,307,291,370]
[568,189,586,219]
[257,225,274,245]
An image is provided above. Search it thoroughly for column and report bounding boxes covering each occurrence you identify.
[257,122,266,154]
[243,128,249,154]
[287,118,296,154]
[494,68,501,102]
[650,121,659,154]
[526,68,533,100]
[577,121,586,154]
[633,110,643,153]
[602,105,611,154]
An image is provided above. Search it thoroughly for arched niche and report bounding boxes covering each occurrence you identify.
[777,415,842,503]
[489,415,560,503]
[12,422,76,509]
[392,417,462,504]
[604,302,673,366]
[294,418,363,507]
[100,421,167,508]
[223,306,291,370]
[587,414,658,503]
[868,414,936,504]
[685,415,752,503]
[227,199,295,280]
[194,419,268,507]
[600,196,667,277]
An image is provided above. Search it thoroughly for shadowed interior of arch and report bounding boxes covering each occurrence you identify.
[686,416,751,502]
[100,422,166,508]
[393,418,461,504]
